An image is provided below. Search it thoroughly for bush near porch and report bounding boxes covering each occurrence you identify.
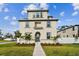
[0,43,34,56]
[42,44,79,56]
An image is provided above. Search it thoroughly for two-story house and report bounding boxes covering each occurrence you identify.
[18,9,58,42]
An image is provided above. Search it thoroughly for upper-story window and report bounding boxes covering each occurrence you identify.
[33,12,43,18]
[47,21,51,28]
[36,13,40,18]
[25,22,29,28]
[33,15,35,18]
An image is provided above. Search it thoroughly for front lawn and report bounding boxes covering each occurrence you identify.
[42,44,79,56]
[0,43,34,56]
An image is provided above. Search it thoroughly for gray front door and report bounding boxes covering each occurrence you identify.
[35,32,40,42]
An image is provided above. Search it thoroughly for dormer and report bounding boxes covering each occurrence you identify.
[27,9,48,20]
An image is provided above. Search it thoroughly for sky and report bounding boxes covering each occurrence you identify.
[0,3,79,34]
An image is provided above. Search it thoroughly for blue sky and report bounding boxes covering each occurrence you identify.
[0,3,79,34]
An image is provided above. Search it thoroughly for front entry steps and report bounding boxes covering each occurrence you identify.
[33,42,46,56]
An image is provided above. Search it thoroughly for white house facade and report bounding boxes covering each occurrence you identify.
[18,9,58,42]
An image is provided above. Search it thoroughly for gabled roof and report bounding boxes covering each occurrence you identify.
[57,25,79,32]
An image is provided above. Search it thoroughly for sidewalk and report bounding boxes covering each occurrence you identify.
[33,42,46,56]
[0,42,14,44]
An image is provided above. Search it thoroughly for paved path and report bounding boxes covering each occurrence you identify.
[0,42,14,44]
[33,42,46,56]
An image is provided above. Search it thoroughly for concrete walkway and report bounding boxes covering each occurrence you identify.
[33,42,46,56]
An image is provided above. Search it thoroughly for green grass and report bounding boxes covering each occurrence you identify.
[0,43,34,56]
[42,44,79,56]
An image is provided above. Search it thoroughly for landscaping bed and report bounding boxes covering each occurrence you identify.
[0,43,34,56]
[42,44,79,56]
[41,43,62,46]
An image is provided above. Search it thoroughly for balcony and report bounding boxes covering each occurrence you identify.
[34,27,43,30]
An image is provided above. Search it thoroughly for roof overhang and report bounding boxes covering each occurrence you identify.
[18,19,58,22]
[27,9,48,12]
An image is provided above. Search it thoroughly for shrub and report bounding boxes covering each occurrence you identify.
[24,33,32,41]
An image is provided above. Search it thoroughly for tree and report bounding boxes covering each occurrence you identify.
[5,33,13,38]
[24,33,32,44]
[52,35,60,44]
[14,31,22,44]
[0,29,4,40]
[14,31,21,38]
[74,35,78,43]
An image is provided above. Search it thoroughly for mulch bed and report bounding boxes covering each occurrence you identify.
[16,43,35,46]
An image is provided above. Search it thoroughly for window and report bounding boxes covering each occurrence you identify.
[67,35,68,37]
[25,22,29,28]
[36,13,40,18]
[73,34,75,37]
[35,22,41,24]
[33,12,43,18]
[47,32,51,39]
[33,15,35,18]
[47,21,51,27]
[72,27,75,31]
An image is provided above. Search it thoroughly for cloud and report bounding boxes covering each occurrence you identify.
[4,16,9,20]
[10,21,17,26]
[21,3,48,15]
[60,11,64,16]
[27,4,38,10]
[40,3,48,9]
[53,5,56,9]
[58,20,61,23]
[21,9,27,15]
[12,16,16,20]
[72,3,79,10]
[0,4,9,12]
[0,8,2,12]
[4,8,9,12]
[21,4,38,15]
[72,11,78,16]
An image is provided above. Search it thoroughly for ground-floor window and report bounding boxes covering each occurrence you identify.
[73,34,75,37]
[67,35,68,37]
[47,32,51,39]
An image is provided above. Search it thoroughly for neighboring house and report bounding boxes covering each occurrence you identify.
[57,25,79,38]
[18,9,58,42]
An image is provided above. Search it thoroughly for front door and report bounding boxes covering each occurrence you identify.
[35,32,40,42]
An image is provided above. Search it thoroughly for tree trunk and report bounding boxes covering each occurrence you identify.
[17,38,20,44]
